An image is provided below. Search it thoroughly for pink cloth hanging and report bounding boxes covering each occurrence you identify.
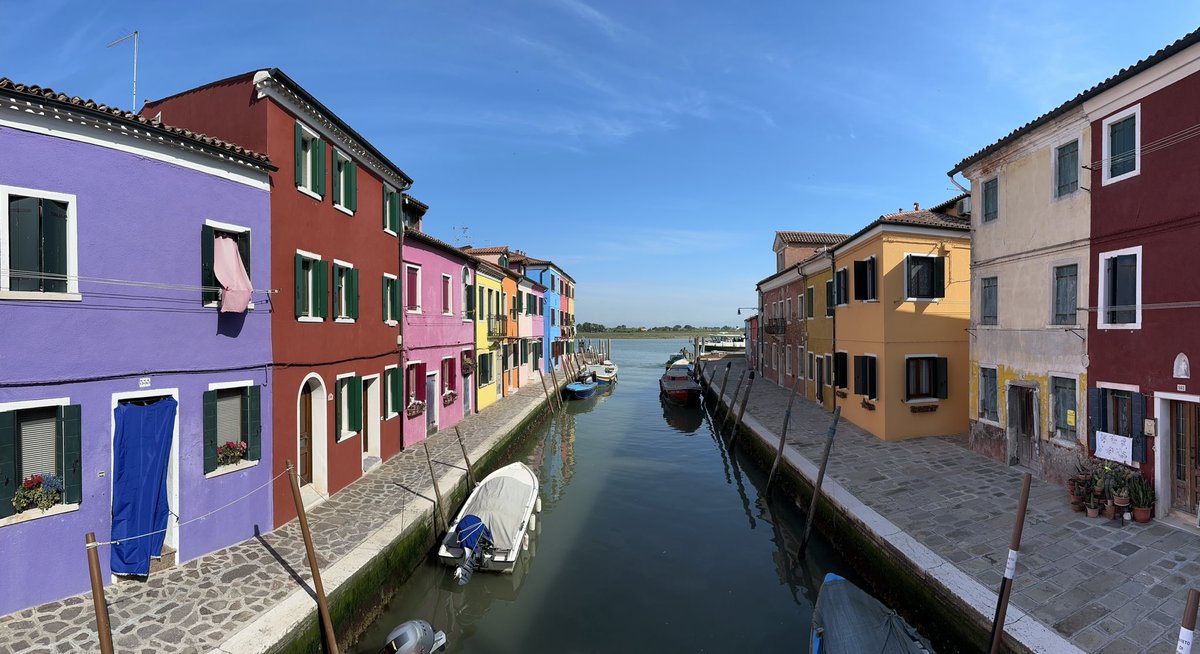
[213,234,252,313]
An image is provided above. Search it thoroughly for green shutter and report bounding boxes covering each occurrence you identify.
[294,122,303,187]
[315,139,327,197]
[294,255,305,318]
[350,268,360,320]
[335,379,343,436]
[349,376,364,432]
[935,357,949,400]
[244,386,261,461]
[1088,388,1102,452]
[391,368,402,413]
[59,404,82,504]
[237,232,251,285]
[332,153,342,206]
[203,390,218,473]
[348,161,358,212]
[392,276,401,320]
[0,412,15,518]
[392,192,401,231]
[933,257,946,299]
[317,260,329,318]
[201,224,217,304]
[383,276,389,322]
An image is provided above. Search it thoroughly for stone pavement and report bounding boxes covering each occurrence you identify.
[0,370,565,653]
[704,358,1197,654]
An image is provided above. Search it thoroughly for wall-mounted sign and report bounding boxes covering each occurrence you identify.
[1066,409,1076,427]
[138,377,151,388]
[1095,431,1133,465]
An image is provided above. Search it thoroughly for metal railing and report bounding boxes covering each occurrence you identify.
[488,315,507,338]
[764,318,786,334]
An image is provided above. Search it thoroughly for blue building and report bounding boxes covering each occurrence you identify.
[514,254,574,370]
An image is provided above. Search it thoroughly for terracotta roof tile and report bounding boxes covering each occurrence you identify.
[0,78,272,167]
[464,246,510,255]
[928,193,968,213]
[775,231,851,245]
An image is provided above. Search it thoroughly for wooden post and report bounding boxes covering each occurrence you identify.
[85,532,114,654]
[422,442,448,534]
[287,461,339,654]
[797,407,841,556]
[1178,589,1199,654]
[454,426,476,487]
[722,370,747,434]
[549,365,563,408]
[727,371,756,447]
[988,472,1033,654]
[766,375,805,492]
[715,362,733,415]
[538,370,556,411]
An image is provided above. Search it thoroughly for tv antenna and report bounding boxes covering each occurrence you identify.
[106,31,139,109]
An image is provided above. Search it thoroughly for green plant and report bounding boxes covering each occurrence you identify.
[1129,475,1156,508]
[217,441,247,466]
[11,474,63,513]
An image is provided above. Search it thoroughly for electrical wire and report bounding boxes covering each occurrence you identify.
[6,268,277,295]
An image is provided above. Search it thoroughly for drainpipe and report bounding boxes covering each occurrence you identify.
[397,182,413,448]
[947,172,969,195]
[827,247,837,412]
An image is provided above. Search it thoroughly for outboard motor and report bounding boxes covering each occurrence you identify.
[379,619,447,654]
[453,514,493,585]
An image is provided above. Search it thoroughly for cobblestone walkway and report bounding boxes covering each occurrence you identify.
[0,372,564,653]
[705,359,1196,654]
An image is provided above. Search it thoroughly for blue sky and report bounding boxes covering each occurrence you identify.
[5,2,1200,327]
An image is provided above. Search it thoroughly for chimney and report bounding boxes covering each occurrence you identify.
[914,202,920,211]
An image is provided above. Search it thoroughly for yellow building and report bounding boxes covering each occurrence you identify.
[798,253,836,412]
[474,262,505,411]
[830,205,971,440]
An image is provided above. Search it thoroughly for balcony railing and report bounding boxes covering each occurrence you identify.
[488,316,507,339]
[764,318,786,334]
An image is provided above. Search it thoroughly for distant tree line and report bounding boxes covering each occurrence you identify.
[578,322,737,333]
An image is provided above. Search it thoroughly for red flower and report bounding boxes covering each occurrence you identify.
[22,474,43,490]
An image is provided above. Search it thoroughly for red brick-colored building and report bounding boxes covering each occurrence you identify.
[144,69,413,525]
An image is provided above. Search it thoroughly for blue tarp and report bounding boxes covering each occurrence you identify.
[110,397,177,576]
[455,514,493,551]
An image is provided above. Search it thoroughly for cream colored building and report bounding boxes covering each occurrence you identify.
[950,107,1091,483]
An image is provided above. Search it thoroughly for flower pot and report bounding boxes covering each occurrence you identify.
[1133,506,1153,523]
[1071,501,1085,512]
[1086,506,1100,518]
[1113,496,1130,508]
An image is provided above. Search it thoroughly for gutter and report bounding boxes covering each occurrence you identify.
[827,247,838,413]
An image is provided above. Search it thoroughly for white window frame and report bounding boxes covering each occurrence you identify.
[824,354,832,387]
[383,272,398,325]
[405,264,422,314]
[1102,104,1141,186]
[904,252,942,303]
[903,353,941,404]
[1051,134,1082,201]
[335,371,357,441]
[0,185,80,301]
[296,249,322,323]
[332,259,355,323]
[383,185,397,236]
[797,293,804,320]
[296,123,322,200]
[332,149,354,215]
[977,365,1000,426]
[1097,245,1142,330]
[384,364,399,419]
[205,219,255,310]
[771,343,777,370]
[836,268,849,307]
[798,346,806,379]
[441,273,453,316]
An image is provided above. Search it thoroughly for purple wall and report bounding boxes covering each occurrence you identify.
[402,238,475,444]
[0,125,272,614]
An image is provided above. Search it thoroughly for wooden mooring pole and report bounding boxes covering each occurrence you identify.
[85,532,114,654]
[797,407,841,557]
[538,370,556,411]
[287,461,339,654]
[721,370,747,434]
[766,375,805,493]
[454,426,477,487]
[422,442,448,534]
[714,361,732,414]
[988,472,1033,654]
[1178,589,1199,653]
[726,371,756,447]
[549,364,563,408]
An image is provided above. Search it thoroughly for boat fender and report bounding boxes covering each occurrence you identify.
[529,513,536,532]
[523,533,529,551]
[535,496,542,513]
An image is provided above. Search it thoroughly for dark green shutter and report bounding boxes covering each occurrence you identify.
[853,356,865,395]
[934,357,949,399]
[332,267,342,318]
[317,260,329,318]
[315,139,327,196]
[294,255,305,318]
[933,257,946,299]
[349,376,363,432]
[350,269,360,320]
[59,404,82,504]
[294,122,303,187]
[0,412,16,518]
[1087,388,1102,452]
[335,379,343,436]
[203,390,218,473]
[332,152,341,207]
[383,276,389,322]
[245,386,261,461]
[392,277,401,320]
[391,368,402,414]
[201,224,217,304]
[237,232,251,284]
[348,161,358,212]
[1132,392,1146,463]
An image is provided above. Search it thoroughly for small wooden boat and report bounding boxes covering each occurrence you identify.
[660,361,701,405]
[584,361,618,385]
[811,573,930,654]
[437,462,541,583]
[565,379,599,399]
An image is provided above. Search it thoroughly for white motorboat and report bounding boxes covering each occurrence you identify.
[437,461,541,583]
[703,332,746,353]
[583,360,618,384]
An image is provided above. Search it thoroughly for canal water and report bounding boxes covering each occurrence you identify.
[353,339,877,653]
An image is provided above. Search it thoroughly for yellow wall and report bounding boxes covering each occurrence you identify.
[475,271,503,410]
[502,275,519,395]
[801,263,835,413]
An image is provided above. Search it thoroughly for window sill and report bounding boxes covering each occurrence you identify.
[407,309,422,314]
[384,228,397,237]
[859,299,879,304]
[334,204,355,217]
[0,502,80,528]
[335,317,356,324]
[385,320,398,327]
[1098,323,1141,331]
[336,429,359,443]
[204,301,256,310]
[976,417,1001,427]
[297,316,324,323]
[0,291,82,302]
[905,397,939,405]
[297,186,323,202]
[205,458,259,479]
[1102,170,1140,186]
[1049,436,1080,450]
[1047,324,1082,330]
[905,297,940,303]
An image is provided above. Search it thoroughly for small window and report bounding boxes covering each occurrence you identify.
[806,287,814,319]
[294,253,327,320]
[406,265,421,312]
[786,345,792,375]
[5,192,76,296]
[1052,264,1078,325]
[335,376,364,438]
[383,274,400,323]
[462,269,475,320]
[478,353,493,385]
[201,224,252,310]
[441,358,457,394]
[293,123,326,196]
[786,298,792,323]
[979,368,998,421]
[332,150,358,213]
[834,269,849,306]
[833,352,848,389]
[332,263,359,321]
[1099,248,1140,327]
[1105,107,1139,182]
[853,257,877,301]
[906,255,945,300]
[202,386,262,473]
[0,403,83,517]
[1106,389,1134,437]
[798,347,806,378]
[405,364,427,407]
[807,352,815,380]
[383,189,401,233]
[1055,141,1079,197]
[853,355,877,400]
[442,275,452,315]
[982,178,998,222]
[906,357,948,401]
[825,280,834,317]
[824,354,832,386]
[1051,376,1076,438]
[385,367,401,418]
[980,277,998,325]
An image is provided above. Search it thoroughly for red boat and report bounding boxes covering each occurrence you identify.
[660,361,701,405]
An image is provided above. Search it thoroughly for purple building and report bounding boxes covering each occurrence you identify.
[0,80,274,614]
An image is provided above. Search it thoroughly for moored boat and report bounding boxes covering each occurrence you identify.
[702,332,746,353]
[584,360,618,385]
[564,379,599,399]
[811,573,930,654]
[660,360,701,405]
[437,462,542,583]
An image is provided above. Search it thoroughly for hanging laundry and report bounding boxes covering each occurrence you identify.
[214,234,252,312]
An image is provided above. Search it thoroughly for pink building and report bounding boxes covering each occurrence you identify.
[519,277,547,381]
[401,220,476,446]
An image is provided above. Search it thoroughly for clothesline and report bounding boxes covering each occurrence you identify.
[85,469,291,550]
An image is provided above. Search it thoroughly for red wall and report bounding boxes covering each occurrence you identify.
[142,74,268,154]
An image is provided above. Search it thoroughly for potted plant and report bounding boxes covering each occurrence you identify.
[442,389,457,406]
[1085,495,1100,518]
[1130,475,1156,523]
[1112,485,1130,508]
[12,474,63,513]
[217,440,247,466]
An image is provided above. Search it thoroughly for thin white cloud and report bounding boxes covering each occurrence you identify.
[547,0,633,43]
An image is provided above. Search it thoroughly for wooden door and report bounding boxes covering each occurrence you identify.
[299,385,313,485]
[1171,401,1200,513]
[1010,387,1036,467]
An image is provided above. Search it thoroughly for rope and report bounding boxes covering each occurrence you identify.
[85,469,290,550]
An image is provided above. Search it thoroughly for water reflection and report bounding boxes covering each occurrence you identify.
[527,414,576,507]
[659,393,704,434]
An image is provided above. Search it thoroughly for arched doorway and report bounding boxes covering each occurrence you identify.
[296,374,329,496]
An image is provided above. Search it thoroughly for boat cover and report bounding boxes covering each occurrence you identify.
[812,574,929,654]
[455,514,493,551]
[455,475,533,552]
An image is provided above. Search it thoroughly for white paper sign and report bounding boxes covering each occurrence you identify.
[1096,431,1133,465]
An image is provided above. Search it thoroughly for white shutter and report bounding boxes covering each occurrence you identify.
[20,409,58,478]
[216,389,244,442]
